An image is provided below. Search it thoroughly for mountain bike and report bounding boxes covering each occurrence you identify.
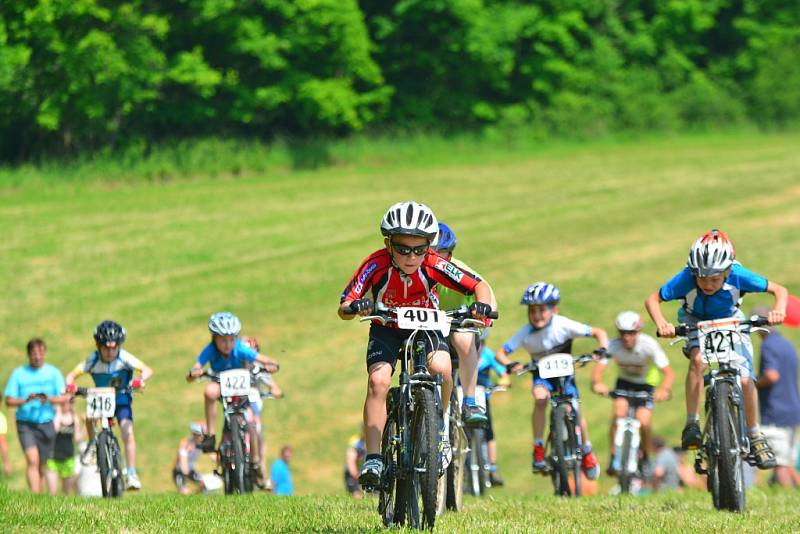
[359,304,496,529]
[665,315,769,512]
[604,389,653,494]
[197,369,256,495]
[464,384,491,497]
[517,353,594,497]
[75,386,129,498]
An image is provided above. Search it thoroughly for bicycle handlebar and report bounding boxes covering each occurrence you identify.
[358,304,498,327]
[656,315,769,338]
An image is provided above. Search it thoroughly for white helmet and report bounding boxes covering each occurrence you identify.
[208,311,242,336]
[687,229,735,277]
[615,311,643,332]
[380,201,439,243]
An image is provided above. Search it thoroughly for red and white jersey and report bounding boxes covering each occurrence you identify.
[340,248,482,316]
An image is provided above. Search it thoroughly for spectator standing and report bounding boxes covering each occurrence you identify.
[0,393,11,476]
[753,307,800,487]
[270,445,294,496]
[3,338,68,493]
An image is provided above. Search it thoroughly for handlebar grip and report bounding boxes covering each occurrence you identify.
[76,387,88,396]
[749,315,769,327]
[675,325,688,337]
[487,311,499,320]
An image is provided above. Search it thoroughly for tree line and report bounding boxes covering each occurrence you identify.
[1,0,798,163]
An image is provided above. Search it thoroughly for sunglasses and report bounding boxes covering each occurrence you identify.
[391,242,429,256]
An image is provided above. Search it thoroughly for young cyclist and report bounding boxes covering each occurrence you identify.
[338,201,494,487]
[65,320,153,490]
[645,229,787,469]
[186,312,279,485]
[434,222,497,426]
[476,334,510,486]
[497,282,608,479]
[174,421,207,494]
[592,311,675,474]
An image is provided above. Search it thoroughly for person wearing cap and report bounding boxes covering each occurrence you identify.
[592,311,674,475]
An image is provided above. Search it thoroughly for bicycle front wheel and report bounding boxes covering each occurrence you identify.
[97,432,114,498]
[110,436,125,497]
[231,413,250,494]
[406,387,439,529]
[619,429,633,494]
[550,404,571,496]
[713,382,745,512]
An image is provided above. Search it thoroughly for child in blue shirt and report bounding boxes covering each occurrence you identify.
[645,229,787,468]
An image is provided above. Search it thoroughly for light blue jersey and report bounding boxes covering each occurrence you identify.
[4,364,65,424]
[74,349,146,406]
[659,262,768,320]
[477,347,506,388]
[196,339,257,372]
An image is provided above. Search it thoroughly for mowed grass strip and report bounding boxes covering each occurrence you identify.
[0,131,798,498]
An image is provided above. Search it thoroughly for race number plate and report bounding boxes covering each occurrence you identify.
[219,369,251,397]
[397,307,450,336]
[537,353,574,379]
[86,387,116,419]
[697,317,740,364]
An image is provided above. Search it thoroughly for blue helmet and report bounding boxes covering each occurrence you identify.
[435,222,457,251]
[520,282,560,305]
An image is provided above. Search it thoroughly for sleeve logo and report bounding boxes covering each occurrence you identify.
[354,261,378,293]
[436,259,464,283]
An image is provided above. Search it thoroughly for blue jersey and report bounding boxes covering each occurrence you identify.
[4,364,65,424]
[659,263,768,320]
[73,349,147,406]
[196,339,257,372]
[477,347,506,388]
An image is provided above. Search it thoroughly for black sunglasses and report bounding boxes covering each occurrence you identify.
[391,242,429,256]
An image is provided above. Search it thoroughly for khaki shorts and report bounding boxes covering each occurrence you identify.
[761,425,797,467]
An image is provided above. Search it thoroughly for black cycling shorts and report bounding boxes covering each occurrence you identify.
[613,378,655,410]
[366,324,449,371]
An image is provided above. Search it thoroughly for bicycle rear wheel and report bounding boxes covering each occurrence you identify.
[405,388,438,529]
[380,391,402,527]
[566,410,582,497]
[713,382,745,512]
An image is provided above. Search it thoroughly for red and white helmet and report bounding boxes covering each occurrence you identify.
[615,311,643,332]
[687,229,736,277]
[380,201,439,244]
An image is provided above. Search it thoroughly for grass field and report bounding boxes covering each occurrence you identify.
[1,130,800,528]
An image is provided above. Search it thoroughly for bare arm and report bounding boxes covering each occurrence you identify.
[591,359,609,395]
[591,326,609,349]
[756,368,780,389]
[655,365,675,402]
[766,281,788,325]
[345,448,359,479]
[645,290,674,337]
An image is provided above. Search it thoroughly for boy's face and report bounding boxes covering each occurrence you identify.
[386,234,429,275]
[528,304,555,328]
[213,335,237,356]
[99,343,120,362]
[28,345,46,368]
[696,270,729,295]
[619,330,639,350]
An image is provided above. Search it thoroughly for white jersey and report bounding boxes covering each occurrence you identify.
[502,314,592,359]
[603,333,669,384]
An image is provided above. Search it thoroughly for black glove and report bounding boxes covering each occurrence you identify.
[593,347,609,359]
[505,361,522,373]
[469,301,492,318]
[348,298,373,314]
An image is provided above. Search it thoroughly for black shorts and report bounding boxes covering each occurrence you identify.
[613,378,654,410]
[17,420,56,462]
[366,324,449,370]
[344,469,360,494]
[173,468,203,489]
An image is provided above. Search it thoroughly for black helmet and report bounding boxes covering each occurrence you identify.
[93,320,126,346]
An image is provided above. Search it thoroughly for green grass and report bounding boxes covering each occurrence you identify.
[0,130,799,511]
[2,486,799,533]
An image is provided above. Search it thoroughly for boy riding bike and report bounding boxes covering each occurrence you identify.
[434,222,497,426]
[644,229,787,469]
[338,201,494,487]
[65,320,153,490]
[591,311,675,473]
[497,282,608,479]
[186,312,279,487]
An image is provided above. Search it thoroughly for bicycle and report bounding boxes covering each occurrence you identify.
[663,315,769,512]
[463,384,494,497]
[75,386,130,498]
[194,368,257,495]
[358,304,496,530]
[601,389,653,494]
[517,353,594,497]
[436,361,467,515]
